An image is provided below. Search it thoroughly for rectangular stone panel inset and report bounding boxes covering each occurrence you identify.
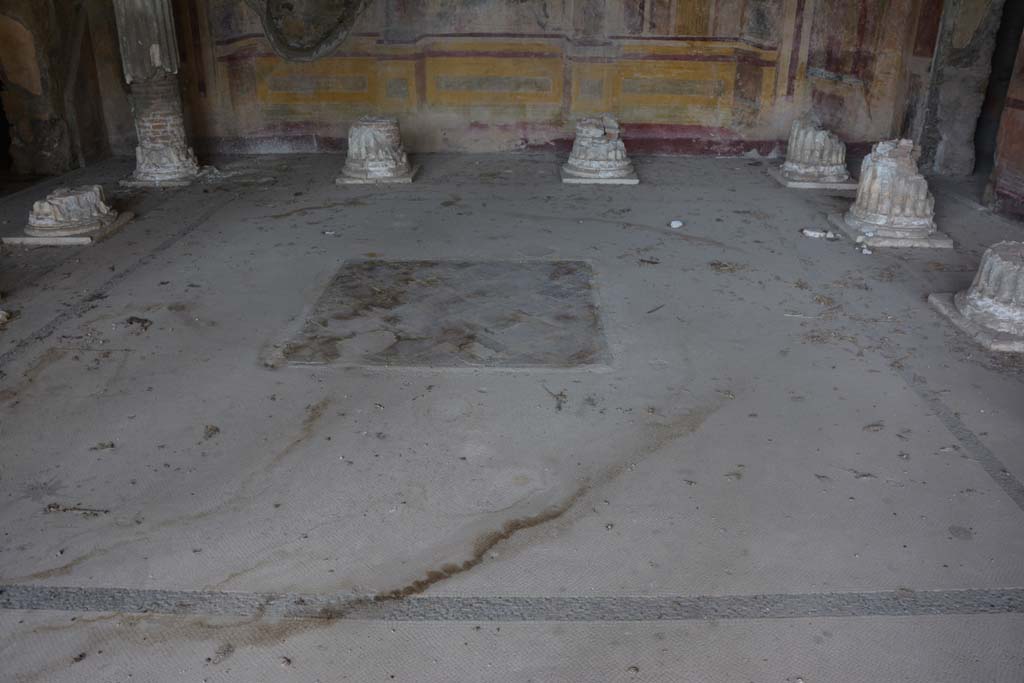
[282,261,610,368]
[435,75,552,93]
[580,78,604,99]
[267,74,369,94]
[386,78,410,98]
[621,78,725,97]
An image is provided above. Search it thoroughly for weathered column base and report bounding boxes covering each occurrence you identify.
[121,142,200,189]
[767,166,857,191]
[561,115,638,185]
[560,167,639,185]
[929,293,1024,353]
[4,215,134,246]
[336,116,417,185]
[121,151,200,189]
[771,114,854,190]
[929,241,1024,352]
[827,213,953,249]
[121,75,200,189]
[835,139,948,248]
[3,186,134,246]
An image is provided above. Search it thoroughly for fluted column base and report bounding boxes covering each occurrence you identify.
[2,185,135,246]
[561,115,638,185]
[929,241,1024,352]
[930,291,1024,353]
[336,117,417,184]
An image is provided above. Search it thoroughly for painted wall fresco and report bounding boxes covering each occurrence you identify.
[991,35,1024,214]
[175,0,927,154]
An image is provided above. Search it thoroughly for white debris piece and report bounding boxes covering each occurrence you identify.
[801,228,840,240]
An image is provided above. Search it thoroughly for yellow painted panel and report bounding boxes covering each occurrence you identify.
[571,58,737,125]
[426,57,563,107]
[255,57,418,110]
[257,57,376,105]
[610,60,735,110]
[571,62,615,112]
[759,65,777,113]
[375,61,418,111]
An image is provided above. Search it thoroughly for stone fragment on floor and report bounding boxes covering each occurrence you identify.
[2,186,133,246]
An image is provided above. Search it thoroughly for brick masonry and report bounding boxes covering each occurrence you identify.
[127,73,199,184]
[132,75,190,151]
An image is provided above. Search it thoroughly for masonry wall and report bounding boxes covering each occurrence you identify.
[175,0,933,155]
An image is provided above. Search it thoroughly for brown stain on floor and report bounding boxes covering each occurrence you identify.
[4,402,719,660]
[9,547,108,582]
[270,398,332,468]
[0,405,722,676]
[7,396,336,585]
[372,400,720,600]
[376,488,591,600]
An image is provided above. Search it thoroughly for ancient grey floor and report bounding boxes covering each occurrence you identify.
[0,153,1022,681]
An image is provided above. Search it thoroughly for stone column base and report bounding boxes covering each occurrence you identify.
[336,116,416,184]
[560,167,639,184]
[122,145,200,188]
[15,185,134,244]
[7,213,135,246]
[123,74,200,188]
[929,293,1024,353]
[827,213,953,249]
[336,165,419,185]
[561,115,638,184]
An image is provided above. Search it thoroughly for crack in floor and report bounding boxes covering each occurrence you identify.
[370,401,722,600]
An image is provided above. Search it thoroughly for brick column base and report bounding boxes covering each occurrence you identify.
[125,73,199,187]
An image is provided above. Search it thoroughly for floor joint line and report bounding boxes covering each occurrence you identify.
[1,585,1022,622]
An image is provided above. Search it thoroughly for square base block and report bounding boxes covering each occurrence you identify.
[561,167,639,185]
[828,213,953,249]
[121,176,195,189]
[336,165,419,185]
[767,166,857,191]
[4,212,135,247]
[929,293,1024,353]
